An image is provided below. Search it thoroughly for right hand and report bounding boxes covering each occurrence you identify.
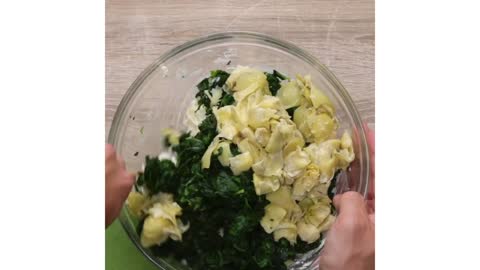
[318,191,375,270]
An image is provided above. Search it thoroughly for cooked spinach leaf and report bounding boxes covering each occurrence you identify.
[286,106,298,118]
[265,70,288,96]
[137,157,178,194]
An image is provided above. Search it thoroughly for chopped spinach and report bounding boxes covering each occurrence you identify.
[196,70,231,114]
[286,106,298,118]
[265,70,288,96]
[219,92,235,107]
[137,157,178,194]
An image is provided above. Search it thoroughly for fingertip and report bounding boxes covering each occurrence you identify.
[341,191,364,201]
[105,144,116,159]
[118,156,126,167]
[369,213,375,225]
[334,191,365,213]
[367,199,375,214]
[128,172,136,185]
[333,194,342,209]
[363,122,370,132]
[105,143,114,152]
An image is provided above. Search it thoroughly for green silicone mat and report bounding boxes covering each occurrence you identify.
[106,220,158,270]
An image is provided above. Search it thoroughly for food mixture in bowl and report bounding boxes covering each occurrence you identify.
[126,66,355,270]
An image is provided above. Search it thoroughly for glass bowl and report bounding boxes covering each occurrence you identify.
[108,32,370,270]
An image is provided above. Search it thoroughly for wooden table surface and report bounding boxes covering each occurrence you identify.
[106,0,375,137]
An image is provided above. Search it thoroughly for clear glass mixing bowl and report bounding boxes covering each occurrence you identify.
[108,32,370,270]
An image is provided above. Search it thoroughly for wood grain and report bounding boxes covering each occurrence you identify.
[106,0,375,137]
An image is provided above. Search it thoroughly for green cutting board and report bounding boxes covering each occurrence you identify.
[106,220,158,270]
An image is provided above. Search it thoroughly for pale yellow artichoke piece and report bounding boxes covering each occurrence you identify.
[149,192,175,205]
[257,95,283,110]
[293,103,337,143]
[273,221,297,245]
[304,203,331,227]
[317,214,336,233]
[240,127,256,142]
[315,194,333,206]
[260,204,288,233]
[140,215,189,248]
[306,182,330,201]
[276,80,303,109]
[263,152,283,177]
[214,106,238,140]
[148,202,182,225]
[305,140,341,183]
[237,138,265,164]
[167,218,190,241]
[253,173,281,195]
[233,82,261,102]
[253,151,283,177]
[237,139,255,157]
[283,130,305,155]
[255,127,271,147]
[266,186,297,213]
[295,74,306,88]
[141,198,189,248]
[293,105,312,139]
[232,98,249,128]
[215,105,235,124]
[127,192,148,217]
[303,75,334,111]
[265,119,295,153]
[284,147,311,179]
[183,100,206,136]
[140,216,171,248]
[290,203,304,224]
[278,119,296,135]
[298,198,315,212]
[220,124,238,140]
[160,218,189,242]
[340,131,354,151]
[249,88,265,106]
[252,158,266,176]
[265,124,284,153]
[305,139,341,164]
[297,221,321,244]
[201,136,221,169]
[292,165,321,200]
[226,66,267,92]
[336,150,354,169]
[162,128,181,146]
[214,141,233,167]
[307,113,337,143]
[229,152,253,175]
[336,131,355,168]
[248,107,277,129]
[208,87,224,106]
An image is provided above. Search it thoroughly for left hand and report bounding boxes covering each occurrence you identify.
[105,144,135,227]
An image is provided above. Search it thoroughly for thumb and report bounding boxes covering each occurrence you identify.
[333,191,366,216]
[369,213,375,225]
[333,194,343,211]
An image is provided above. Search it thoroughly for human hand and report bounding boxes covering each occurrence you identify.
[105,144,135,227]
[318,192,375,270]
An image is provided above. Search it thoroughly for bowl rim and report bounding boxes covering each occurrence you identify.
[108,31,370,270]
